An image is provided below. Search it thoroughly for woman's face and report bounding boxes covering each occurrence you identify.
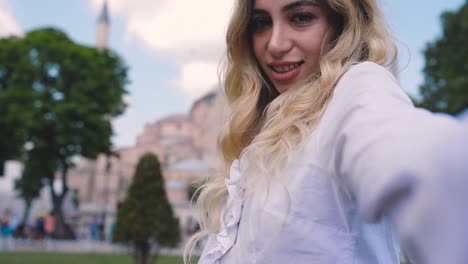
[251,0,333,93]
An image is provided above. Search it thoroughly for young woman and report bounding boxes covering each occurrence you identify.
[186,0,468,263]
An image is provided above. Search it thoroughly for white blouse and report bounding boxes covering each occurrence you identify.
[199,62,468,264]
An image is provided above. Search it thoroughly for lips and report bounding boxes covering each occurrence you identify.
[270,62,302,73]
[268,61,304,82]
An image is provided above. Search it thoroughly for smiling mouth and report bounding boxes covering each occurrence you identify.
[270,61,304,73]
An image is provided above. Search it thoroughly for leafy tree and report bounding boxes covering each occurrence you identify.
[416,2,468,115]
[14,153,44,224]
[0,36,32,175]
[113,153,181,264]
[0,27,128,238]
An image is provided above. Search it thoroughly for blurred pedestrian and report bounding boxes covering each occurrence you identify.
[35,214,45,240]
[44,211,56,249]
[44,211,56,238]
[1,210,13,250]
[90,217,99,241]
[108,218,115,242]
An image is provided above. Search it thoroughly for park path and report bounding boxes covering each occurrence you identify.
[0,239,199,255]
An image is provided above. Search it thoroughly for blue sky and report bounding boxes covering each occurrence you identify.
[0,0,465,148]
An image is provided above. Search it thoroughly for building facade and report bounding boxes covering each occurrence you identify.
[67,89,227,241]
[67,1,229,242]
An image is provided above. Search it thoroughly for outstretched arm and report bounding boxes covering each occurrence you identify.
[322,62,468,264]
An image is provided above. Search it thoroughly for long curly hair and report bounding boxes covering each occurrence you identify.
[184,0,397,262]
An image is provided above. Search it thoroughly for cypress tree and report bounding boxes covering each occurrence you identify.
[113,153,180,264]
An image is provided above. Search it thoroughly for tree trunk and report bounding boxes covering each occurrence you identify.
[50,186,67,238]
[134,241,150,264]
[21,199,32,224]
[148,245,160,264]
[48,162,71,239]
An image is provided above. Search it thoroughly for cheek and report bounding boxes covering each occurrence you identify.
[252,35,266,62]
[252,42,270,75]
[303,29,329,59]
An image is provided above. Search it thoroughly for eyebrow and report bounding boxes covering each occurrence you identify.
[252,0,319,14]
[282,0,319,12]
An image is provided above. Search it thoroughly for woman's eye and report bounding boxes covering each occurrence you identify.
[290,12,315,25]
[251,17,271,32]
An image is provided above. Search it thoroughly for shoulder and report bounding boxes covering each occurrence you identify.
[331,61,412,109]
[341,61,396,83]
[337,61,399,93]
[309,62,414,162]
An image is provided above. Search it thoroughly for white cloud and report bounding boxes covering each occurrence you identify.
[0,0,22,37]
[88,0,233,98]
[125,0,232,60]
[173,61,220,100]
[89,0,169,18]
[90,0,232,59]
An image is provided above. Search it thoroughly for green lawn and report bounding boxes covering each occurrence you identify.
[0,252,412,264]
[0,252,195,264]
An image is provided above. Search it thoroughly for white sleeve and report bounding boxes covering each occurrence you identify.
[319,62,468,264]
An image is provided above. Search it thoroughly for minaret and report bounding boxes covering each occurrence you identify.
[96,0,110,49]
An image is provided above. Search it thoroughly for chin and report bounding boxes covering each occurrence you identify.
[275,84,295,94]
[277,88,289,94]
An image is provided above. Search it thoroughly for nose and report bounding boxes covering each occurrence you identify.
[267,23,292,58]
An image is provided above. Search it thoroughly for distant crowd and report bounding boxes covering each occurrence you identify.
[0,209,115,251]
[1,209,58,250]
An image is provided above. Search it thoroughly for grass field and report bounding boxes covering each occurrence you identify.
[0,252,412,264]
[0,252,193,264]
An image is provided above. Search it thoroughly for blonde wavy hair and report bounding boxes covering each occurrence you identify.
[184,0,397,262]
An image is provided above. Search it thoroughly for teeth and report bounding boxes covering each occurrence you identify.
[273,63,300,73]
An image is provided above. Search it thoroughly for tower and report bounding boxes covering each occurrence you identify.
[96,0,110,49]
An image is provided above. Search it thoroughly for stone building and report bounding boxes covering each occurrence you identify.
[67,1,229,242]
[67,89,227,241]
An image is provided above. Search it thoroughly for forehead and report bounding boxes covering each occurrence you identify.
[253,0,320,9]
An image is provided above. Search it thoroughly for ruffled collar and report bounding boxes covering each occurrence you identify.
[200,159,245,263]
